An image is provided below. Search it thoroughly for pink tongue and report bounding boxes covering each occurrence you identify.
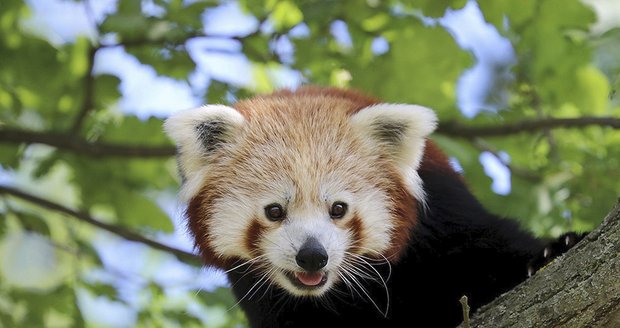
[295,272,324,286]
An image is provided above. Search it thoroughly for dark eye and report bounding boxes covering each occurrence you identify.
[265,204,285,221]
[330,202,348,219]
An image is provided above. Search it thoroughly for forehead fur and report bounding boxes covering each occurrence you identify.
[261,86,380,111]
[223,92,392,202]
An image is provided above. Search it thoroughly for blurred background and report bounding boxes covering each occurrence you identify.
[1,0,619,326]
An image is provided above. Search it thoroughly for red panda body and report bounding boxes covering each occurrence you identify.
[165,87,582,327]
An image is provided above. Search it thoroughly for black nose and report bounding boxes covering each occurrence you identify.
[296,238,328,271]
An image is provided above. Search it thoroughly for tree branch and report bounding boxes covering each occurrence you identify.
[0,185,201,265]
[0,128,175,158]
[460,199,620,327]
[2,116,620,159]
[437,116,620,138]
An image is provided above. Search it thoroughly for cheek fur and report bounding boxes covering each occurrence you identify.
[187,190,233,268]
[186,186,261,270]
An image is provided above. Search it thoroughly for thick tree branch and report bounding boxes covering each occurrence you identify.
[0,185,201,265]
[437,116,620,138]
[0,128,175,158]
[460,199,620,327]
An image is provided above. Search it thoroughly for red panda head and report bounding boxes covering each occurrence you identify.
[164,87,437,297]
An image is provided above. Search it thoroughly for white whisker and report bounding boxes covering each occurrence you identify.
[340,264,388,317]
[334,248,391,317]
[228,267,275,311]
[337,269,364,299]
[348,256,390,314]
[246,268,277,301]
[225,254,269,273]
[346,247,392,281]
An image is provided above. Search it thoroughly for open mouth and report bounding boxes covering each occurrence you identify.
[285,270,328,289]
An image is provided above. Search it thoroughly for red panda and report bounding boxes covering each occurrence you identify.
[164,87,584,327]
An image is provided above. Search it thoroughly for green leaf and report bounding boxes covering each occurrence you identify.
[100,14,150,42]
[350,21,471,112]
[9,285,82,327]
[84,282,118,300]
[118,0,142,15]
[270,1,303,31]
[407,0,468,18]
[115,191,173,232]
[127,45,196,80]
[166,2,217,30]
[478,0,537,31]
[15,212,50,236]
[593,27,620,107]
[98,116,171,145]
[64,151,175,232]
[93,74,122,110]
[569,65,610,114]
[242,33,271,62]
[361,13,391,32]
[0,144,23,170]
[69,37,91,78]
[75,238,104,267]
[198,287,238,307]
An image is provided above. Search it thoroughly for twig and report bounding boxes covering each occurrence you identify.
[460,295,471,328]
[437,117,620,138]
[0,185,201,265]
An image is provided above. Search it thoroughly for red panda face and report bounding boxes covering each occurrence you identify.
[165,89,437,297]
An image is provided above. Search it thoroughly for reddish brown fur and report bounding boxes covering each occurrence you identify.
[234,86,381,118]
[244,219,266,256]
[269,86,381,113]
[383,171,420,262]
[346,213,366,250]
[187,189,225,267]
[187,185,237,269]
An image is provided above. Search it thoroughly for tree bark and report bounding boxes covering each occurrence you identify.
[461,199,620,327]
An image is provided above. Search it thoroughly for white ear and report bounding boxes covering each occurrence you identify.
[350,103,437,202]
[164,105,244,202]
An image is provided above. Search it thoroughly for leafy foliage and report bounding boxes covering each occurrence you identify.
[0,0,618,326]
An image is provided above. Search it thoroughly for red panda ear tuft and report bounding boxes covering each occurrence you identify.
[164,105,244,202]
[350,103,437,201]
